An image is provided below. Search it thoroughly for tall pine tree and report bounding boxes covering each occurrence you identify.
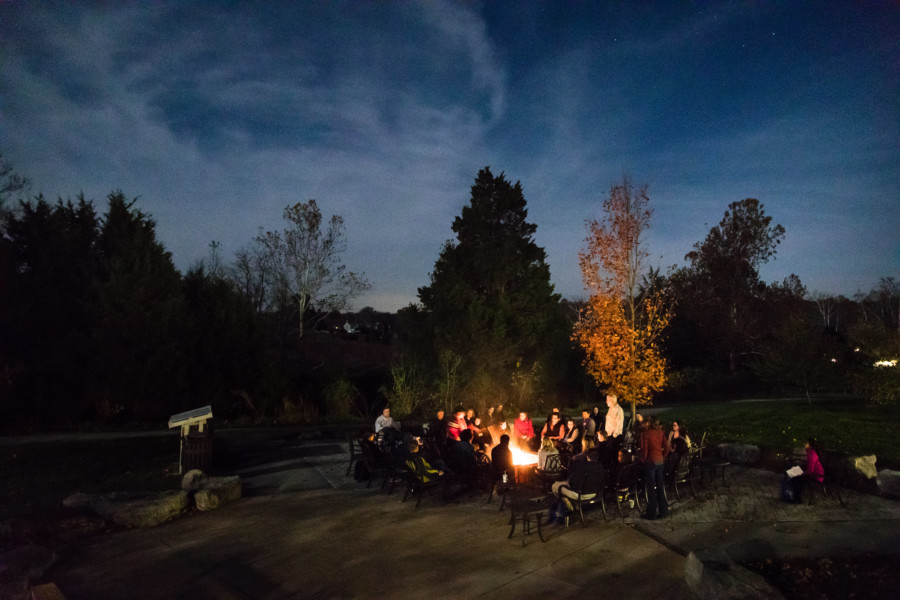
[418,167,564,408]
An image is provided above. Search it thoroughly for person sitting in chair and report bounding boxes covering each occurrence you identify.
[513,412,535,450]
[794,437,825,502]
[491,434,514,480]
[449,428,477,477]
[537,435,560,471]
[375,407,394,433]
[405,439,445,483]
[561,418,581,453]
[447,408,468,442]
[469,415,494,452]
[551,437,604,514]
[541,412,566,445]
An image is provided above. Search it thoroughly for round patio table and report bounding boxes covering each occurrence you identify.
[506,489,555,546]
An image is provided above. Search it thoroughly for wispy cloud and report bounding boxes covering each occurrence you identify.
[1,1,896,309]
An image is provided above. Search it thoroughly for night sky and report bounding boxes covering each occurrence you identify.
[2,2,897,311]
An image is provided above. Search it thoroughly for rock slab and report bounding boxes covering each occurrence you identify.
[685,548,784,600]
[876,469,900,498]
[181,469,242,511]
[716,443,761,465]
[64,490,189,528]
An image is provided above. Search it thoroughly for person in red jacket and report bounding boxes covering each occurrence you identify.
[513,412,535,450]
[639,415,670,520]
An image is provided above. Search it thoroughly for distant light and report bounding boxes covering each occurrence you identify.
[830,358,837,363]
[854,347,861,352]
[874,359,898,368]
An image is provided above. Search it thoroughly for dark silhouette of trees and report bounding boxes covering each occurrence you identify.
[674,198,787,376]
[0,195,99,426]
[0,186,270,429]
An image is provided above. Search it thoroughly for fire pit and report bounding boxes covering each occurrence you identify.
[510,447,538,483]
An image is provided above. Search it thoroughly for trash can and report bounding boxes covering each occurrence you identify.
[182,421,214,473]
[168,406,214,474]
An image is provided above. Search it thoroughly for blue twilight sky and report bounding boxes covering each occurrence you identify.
[1,1,898,311]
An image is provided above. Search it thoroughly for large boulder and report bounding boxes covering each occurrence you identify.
[876,469,900,498]
[64,490,189,528]
[716,443,761,465]
[181,470,242,511]
[685,548,784,600]
[848,455,878,480]
[194,477,242,511]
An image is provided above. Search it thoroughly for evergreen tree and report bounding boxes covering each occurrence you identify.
[87,192,186,420]
[0,195,99,427]
[418,167,564,408]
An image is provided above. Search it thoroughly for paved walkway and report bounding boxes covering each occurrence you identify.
[46,439,694,600]
[633,464,900,563]
[39,435,900,599]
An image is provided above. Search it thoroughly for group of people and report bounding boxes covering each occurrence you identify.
[513,393,625,459]
[368,397,829,522]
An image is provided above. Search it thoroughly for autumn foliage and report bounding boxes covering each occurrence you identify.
[574,178,671,412]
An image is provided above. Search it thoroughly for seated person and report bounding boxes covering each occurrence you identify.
[804,438,825,483]
[561,418,580,453]
[374,407,394,433]
[428,409,448,440]
[447,408,468,442]
[792,437,826,503]
[537,435,561,471]
[622,413,645,453]
[469,416,494,451]
[513,412,535,450]
[571,436,600,464]
[491,434,514,480]
[581,409,597,438]
[541,412,566,445]
[405,440,450,499]
[595,430,615,468]
[374,407,402,445]
[449,429,478,476]
[551,437,604,510]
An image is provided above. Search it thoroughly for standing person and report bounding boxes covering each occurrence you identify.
[513,412,535,450]
[639,415,670,520]
[604,393,625,451]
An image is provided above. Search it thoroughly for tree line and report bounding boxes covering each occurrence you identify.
[0,154,897,431]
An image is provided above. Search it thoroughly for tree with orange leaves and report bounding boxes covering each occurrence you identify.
[573,177,671,417]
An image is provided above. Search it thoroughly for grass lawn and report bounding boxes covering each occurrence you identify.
[0,435,182,520]
[655,398,900,468]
